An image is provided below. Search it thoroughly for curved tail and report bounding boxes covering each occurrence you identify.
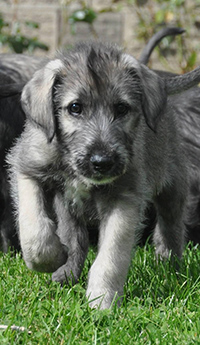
[166,66,200,95]
[139,27,185,65]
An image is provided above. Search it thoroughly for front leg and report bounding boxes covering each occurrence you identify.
[17,174,68,272]
[86,203,140,309]
[52,193,89,284]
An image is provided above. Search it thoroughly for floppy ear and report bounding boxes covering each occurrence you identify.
[21,59,65,141]
[139,64,167,131]
[122,54,167,131]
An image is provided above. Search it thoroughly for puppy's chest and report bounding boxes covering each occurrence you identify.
[63,181,98,221]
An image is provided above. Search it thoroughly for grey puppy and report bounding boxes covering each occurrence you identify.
[0,28,183,252]
[7,42,200,309]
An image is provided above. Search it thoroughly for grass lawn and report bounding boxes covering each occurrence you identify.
[1,243,200,344]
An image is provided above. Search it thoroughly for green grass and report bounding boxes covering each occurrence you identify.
[1,243,200,344]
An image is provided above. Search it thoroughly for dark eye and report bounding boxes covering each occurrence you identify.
[68,102,82,116]
[115,102,130,118]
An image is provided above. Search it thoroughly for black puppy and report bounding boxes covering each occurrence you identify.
[0,55,44,251]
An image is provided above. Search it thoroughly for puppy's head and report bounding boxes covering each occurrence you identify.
[21,42,167,185]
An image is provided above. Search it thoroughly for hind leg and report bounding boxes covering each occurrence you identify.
[153,182,186,259]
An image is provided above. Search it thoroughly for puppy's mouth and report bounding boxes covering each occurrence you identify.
[83,174,120,186]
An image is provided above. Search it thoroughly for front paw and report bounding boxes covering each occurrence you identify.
[52,262,81,285]
[23,240,68,273]
[86,285,122,309]
[155,244,170,259]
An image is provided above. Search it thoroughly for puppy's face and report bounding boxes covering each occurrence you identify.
[55,49,143,185]
[22,43,167,186]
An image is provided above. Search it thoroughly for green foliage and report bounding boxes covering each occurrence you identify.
[70,8,97,25]
[0,13,48,54]
[69,7,97,35]
[1,243,200,344]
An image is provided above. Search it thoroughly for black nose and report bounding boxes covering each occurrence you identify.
[90,154,115,174]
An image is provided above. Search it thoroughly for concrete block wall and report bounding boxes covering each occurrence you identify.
[0,0,200,72]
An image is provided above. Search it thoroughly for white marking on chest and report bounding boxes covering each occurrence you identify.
[64,179,92,215]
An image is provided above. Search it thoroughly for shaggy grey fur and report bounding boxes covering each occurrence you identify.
[7,42,200,309]
[0,28,187,251]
